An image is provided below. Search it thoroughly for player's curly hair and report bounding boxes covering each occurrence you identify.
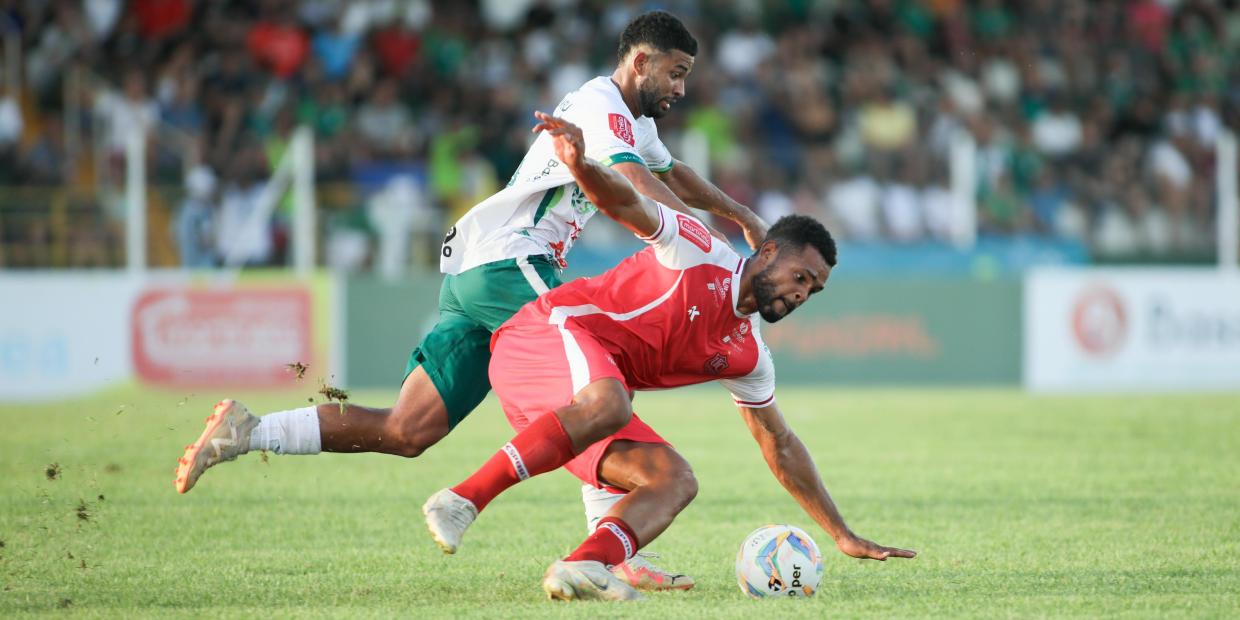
[617,10,698,60]
[765,215,838,267]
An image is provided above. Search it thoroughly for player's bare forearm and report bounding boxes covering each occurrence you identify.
[740,405,852,540]
[568,155,663,238]
[533,111,660,237]
[739,403,917,561]
[612,161,695,215]
[661,161,768,250]
[612,162,736,246]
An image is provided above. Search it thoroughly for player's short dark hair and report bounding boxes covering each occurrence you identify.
[617,10,698,60]
[765,215,838,267]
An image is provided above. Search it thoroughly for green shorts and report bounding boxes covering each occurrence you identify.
[404,256,562,429]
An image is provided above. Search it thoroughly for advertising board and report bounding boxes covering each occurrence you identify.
[0,272,328,401]
[131,287,314,387]
[763,278,1022,385]
[1024,268,1240,391]
[0,274,140,401]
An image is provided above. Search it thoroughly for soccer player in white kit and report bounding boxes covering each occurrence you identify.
[175,11,766,590]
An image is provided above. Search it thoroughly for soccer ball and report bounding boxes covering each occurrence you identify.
[735,524,824,599]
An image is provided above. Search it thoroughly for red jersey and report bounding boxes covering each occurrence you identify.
[498,204,776,408]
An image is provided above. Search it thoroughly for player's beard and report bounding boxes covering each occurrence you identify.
[638,80,672,119]
[752,267,788,323]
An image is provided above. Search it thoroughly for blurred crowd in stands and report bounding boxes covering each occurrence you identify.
[0,0,1237,269]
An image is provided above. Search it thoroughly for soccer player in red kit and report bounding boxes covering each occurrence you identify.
[423,112,916,601]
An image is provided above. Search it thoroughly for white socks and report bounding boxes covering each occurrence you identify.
[249,406,322,455]
[581,484,626,533]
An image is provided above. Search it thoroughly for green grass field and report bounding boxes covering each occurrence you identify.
[1,385,1238,618]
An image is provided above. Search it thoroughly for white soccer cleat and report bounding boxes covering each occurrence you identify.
[423,488,478,554]
[174,399,260,494]
[542,559,645,602]
[611,552,695,591]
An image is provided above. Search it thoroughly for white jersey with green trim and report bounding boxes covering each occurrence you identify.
[440,76,674,275]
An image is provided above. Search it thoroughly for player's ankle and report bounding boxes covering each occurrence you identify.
[249,407,321,454]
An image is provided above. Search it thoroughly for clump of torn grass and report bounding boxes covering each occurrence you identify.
[317,383,350,415]
[286,362,309,379]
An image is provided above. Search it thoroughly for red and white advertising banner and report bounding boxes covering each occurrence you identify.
[131,287,313,387]
[1024,268,1240,392]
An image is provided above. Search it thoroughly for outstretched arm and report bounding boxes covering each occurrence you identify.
[659,161,768,251]
[737,401,917,561]
[533,111,661,238]
[610,160,760,248]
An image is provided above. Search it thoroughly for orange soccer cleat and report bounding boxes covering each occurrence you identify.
[611,552,695,591]
[173,399,259,494]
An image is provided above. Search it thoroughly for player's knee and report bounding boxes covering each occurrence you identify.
[389,437,429,458]
[385,409,449,458]
[384,426,432,458]
[582,381,632,436]
[592,393,632,436]
[670,466,698,509]
[632,454,697,510]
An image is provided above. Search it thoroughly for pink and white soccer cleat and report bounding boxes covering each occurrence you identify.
[612,552,695,591]
[174,399,259,494]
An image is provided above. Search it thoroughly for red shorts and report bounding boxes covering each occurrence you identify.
[488,322,669,489]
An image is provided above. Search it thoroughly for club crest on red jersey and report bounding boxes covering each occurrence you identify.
[677,215,712,252]
[608,113,635,146]
[704,352,729,375]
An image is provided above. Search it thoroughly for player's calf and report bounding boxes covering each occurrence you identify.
[365,367,453,457]
[288,401,446,458]
[580,484,696,591]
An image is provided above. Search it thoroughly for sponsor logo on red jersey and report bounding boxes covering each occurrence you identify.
[729,322,749,348]
[707,276,731,303]
[608,113,635,146]
[677,215,713,253]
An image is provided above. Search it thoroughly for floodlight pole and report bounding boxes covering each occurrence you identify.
[1217,130,1238,272]
[949,128,977,249]
[125,128,146,274]
[292,126,316,278]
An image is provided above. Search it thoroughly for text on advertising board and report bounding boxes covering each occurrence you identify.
[132,288,312,387]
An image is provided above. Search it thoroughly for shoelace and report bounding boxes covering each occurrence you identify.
[442,499,475,527]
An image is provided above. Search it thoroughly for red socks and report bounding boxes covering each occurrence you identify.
[564,516,638,567]
[449,412,638,568]
[450,413,576,512]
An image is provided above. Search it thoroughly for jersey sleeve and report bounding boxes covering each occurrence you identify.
[560,95,646,169]
[637,202,738,271]
[720,335,776,408]
[634,116,674,173]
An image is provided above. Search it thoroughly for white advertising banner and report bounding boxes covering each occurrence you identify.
[0,272,327,401]
[0,273,142,401]
[1024,268,1240,392]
